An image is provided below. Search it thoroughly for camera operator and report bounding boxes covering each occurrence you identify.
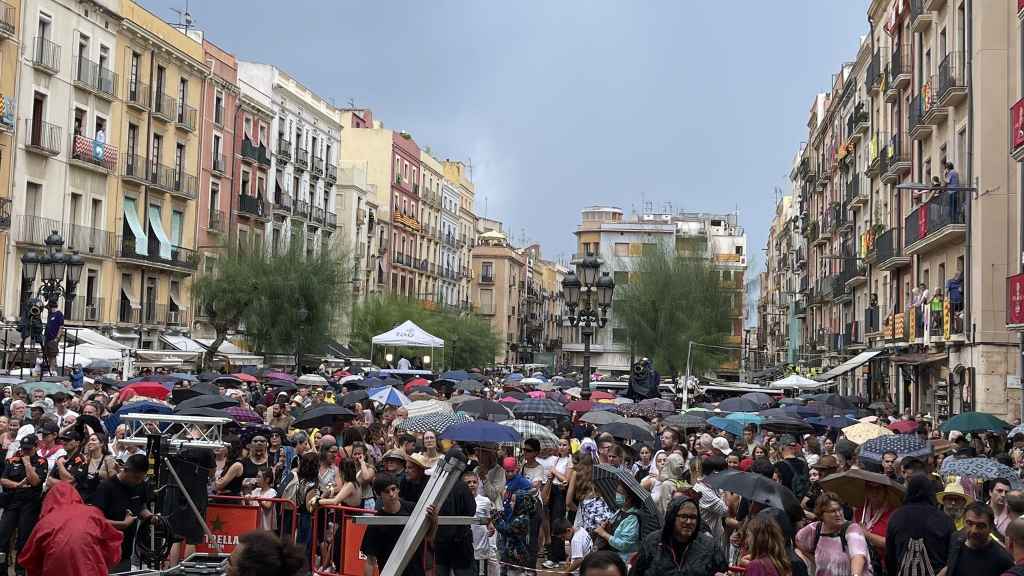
[0,433,47,574]
[92,453,159,573]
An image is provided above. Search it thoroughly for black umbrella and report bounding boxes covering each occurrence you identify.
[291,405,355,429]
[512,398,570,419]
[197,372,220,381]
[176,406,231,419]
[740,392,775,409]
[170,387,206,404]
[719,397,759,412]
[592,464,662,540]
[810,393,854,410]
[503,391,529,401]
[663,412,708,430]
[459,398,512,421]
[455,379,483,392]
[267,379,297,391]
[212,375,245,388]
[174,394,239,411]
[760,416,814,435]
[340,390,369,406]
[704,470,801,518]
[597,422,655,444]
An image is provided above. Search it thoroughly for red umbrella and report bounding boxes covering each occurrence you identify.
[231,373,258,383]
[565,400,594,413]
[590,391,616,400]
[889,420,918,434]
[499,396,521,404]
[403,377,431,392]
[118,382,170,402]
[527,390,546,399]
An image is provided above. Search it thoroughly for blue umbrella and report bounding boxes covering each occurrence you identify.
[438,370,471,382]
[859,434,932,464]
[707,416,745,437]
[170,372,199,382]
[105,400,172,431]
[505,373,524,381]
[806,415,860,431]
[719,397,759,412]
[725,412,764,426]
[368,385,411,407]
[939,458,1024,490]
[440,421,522,444]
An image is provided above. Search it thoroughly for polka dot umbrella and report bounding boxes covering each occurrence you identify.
[859,434,932,464]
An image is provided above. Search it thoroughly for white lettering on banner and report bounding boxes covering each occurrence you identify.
[206,534,240,546]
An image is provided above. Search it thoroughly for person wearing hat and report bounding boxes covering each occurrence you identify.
[36,420,65,472]
[0,433,48,572]
[42,300,63,376]
[938,479,974,530]
[27,402,46,427]
[774,434,811,500]
[381,449,407,482]
[400,452,430,503]
[710,436,732,458]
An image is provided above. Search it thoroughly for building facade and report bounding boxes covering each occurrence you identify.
[471,229,524,365]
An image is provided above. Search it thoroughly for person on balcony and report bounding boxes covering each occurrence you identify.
[930,288,944,338]
[945,161,961,221]
[947,270,964,333]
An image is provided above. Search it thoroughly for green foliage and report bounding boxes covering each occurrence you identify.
[613,245,734,377]
[191,241,352,368]
[349,296,500,369]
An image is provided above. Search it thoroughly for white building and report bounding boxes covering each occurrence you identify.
[439,180,460,305]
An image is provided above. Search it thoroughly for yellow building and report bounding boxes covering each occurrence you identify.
[0,0,17,317]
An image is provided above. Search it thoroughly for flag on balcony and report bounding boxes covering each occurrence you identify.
[0,95,13,128]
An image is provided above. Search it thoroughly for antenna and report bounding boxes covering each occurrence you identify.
[466,157,474,182]
[348,98,355,108]
[171,0,196,32]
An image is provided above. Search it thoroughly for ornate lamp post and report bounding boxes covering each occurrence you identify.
[563,254,614,400]
[20,230,84,324]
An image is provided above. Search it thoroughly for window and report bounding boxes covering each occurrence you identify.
[612,328,629,344]
[614,243,628,257]
[127,123,138,157]
[479,289,494,314]
[641,243,657,256]
[735,245,744,256]
[210,181,220,213]
[151,134,163,165]
[259,124,267,146]
[244,115,253,139]
[628,242,641,257]
[257,175,266,200]
[177,78,188,121]
[613,271,629,286]
[155,65,166,100]
[214,90,224,125]
[240,169,251,196]
[212,134,222,167]
[129,51,140,96]
[481,262,494,281]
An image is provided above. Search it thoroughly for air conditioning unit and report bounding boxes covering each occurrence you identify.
[85,305,99,321]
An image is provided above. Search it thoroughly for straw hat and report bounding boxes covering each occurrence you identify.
[937,479,973,504]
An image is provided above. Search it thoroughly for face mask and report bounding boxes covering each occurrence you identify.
[615,493,626,506]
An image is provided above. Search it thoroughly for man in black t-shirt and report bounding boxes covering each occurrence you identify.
[361,473,437,576]
[773,434,809,498]
[92,454,156,573]
[946,502,1013,576]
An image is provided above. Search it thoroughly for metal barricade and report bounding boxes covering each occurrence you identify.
[194,495,298,553]
[311,503,376,576]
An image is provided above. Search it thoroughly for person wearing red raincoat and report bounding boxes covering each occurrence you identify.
[18,480,123,576]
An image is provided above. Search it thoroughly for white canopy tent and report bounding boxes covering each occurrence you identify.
[370,321,444,369]
[769,373,829,391]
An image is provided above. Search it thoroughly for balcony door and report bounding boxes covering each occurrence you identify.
[30,92,44,147]
[129,51,140,99]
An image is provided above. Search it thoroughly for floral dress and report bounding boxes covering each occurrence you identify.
[495,488,538,567]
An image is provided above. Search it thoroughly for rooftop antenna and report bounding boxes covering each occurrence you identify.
[466,157,474,182]
[348,98,355,108]
[171,0,196,33]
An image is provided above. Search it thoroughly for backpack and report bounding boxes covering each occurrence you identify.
[896,538,936,576]
[813,521,850,553]
[781,459,810,499]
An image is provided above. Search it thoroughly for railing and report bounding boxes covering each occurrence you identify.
[480,273,494,284]
[326,211,337,227]
[149,162,197,199]
[311,155,324,177]
[888,132,910,168]
[276,137,291,161]
[32,37,60,73]
[153,92,177,122]
[123,153,147,181]
[66,297,105,323]
[325,162,337,184]
[208,209,225,232]
[73,55,117,98]
[238,194,266,218]
[117,235,197,270]
[846,174,860,202]
[13,214,115,257]
[117,298,140,324]
[294,146,308,170]
[909,93,925,132]
[903,193,965,248]
[241,135,270,166]
[70,134,118,171]
[176,102,197,131]
[125,80,150,110]
[937,51,967,103]
[844,321,860,346]
[864,307,880,333]
[212,153,226,173]
[846,104,867,138]
[865,49,881,92]
[311,205,325,224]
[294,199,309,219]
[25,119,61,155]
[875,228,899,263]
[0,2,15,38]
[889,43,911,86]
[0,197,9,229]
[273,187,292,211]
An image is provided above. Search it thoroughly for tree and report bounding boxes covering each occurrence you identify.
[191,241,352,369]
[349,296,499,369]
[613,246,734,378]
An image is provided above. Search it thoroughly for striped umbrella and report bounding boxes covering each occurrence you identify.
[406,399,453,418]
[512,398,570,419]
[499,419,560,449]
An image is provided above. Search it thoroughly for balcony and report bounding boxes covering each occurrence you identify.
[25,119,61,156]
[845,105,869,145]
[73,56,117,100]
[904,194,966,255]
[241,135,270,166]
[238,194,267,220]
[910,0,934,32]
[864,306,880,334]
[273,187,292,214]
[1013,97,1024,161]
[0,2,14,40]
[208,209,225,233]
[176,102,197,132]
[122,154,148,184]
[325,163,337,185]
[125,80,150,111]
[66,298,105,324]
[832,271,852,303]
[294,147,308,170]
[848,175,868,209]
[920,76,947,126]
[794,301,807,318]
[908,93,932,141]
[276,137,291,163]
[294,199,310,219]
[882,132,911,183]
[886,44,911,101]
[148,162,197,200]
[875,227,910,271]
[0,197,9,229]
[936,52,967,107]
[13,214,115,257]
[69,134,118,173]
[844,256,867,289]
[152,92,177,123]
[311,155,324,178]
[311,205,325,225]
[866,49,881,94]
[394,212,421,232]
[212,153,226,174]
[31,37,60,74]
[117,235,198,271]
[843,321,862,347]
[325,211,337,229]
[865,132,882,177]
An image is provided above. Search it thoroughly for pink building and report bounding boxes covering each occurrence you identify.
[197,40,237,254]
[232,91,273,251]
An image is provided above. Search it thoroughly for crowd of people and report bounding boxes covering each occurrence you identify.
[0,365,1023,576]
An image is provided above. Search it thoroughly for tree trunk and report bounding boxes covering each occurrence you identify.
[205,330,226,371]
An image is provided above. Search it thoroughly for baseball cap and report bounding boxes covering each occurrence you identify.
[501,456,518,473]
[779,434,799,446]
[39,421,59,436]
[711,436,732,455]
[20,434,38,449]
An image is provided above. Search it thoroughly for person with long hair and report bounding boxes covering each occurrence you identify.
[349,441,377,510]
[744,515,792,576]
[543,437,573,568]
[317,443,342,499]
[567,454,613,538]
[56,432,116,503]
[796,492,871,576]
[420,430,441,471]
[294,452,320,555]
[214,442,245,496]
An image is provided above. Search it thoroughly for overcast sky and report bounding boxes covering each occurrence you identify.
[142,1,867,269]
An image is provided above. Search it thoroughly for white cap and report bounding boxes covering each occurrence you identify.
[711,436,732,455]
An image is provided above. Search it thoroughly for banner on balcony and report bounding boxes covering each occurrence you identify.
[0,95,13,129]
[1008,272,1024,327]
[943,299,951,341]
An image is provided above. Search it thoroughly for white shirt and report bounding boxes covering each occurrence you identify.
[472,495,494,560]
[570,527,593,561]
[397,358,412,371]
[249,487,278,530]
[54,409,78,428]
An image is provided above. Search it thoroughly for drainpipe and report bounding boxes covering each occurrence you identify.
[964,0,975,412]
[5,10,24,320]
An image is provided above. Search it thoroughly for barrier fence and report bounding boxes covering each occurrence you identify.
[311,503,377,576]
[194,495,298,554]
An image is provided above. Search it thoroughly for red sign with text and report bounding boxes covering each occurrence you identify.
[195,504,261,554]
[1009,273,1024,326]
[1014,98,1024,152]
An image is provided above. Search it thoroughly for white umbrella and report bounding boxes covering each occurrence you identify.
[297,374,328,387]
[406,399,453,418]
[769,374,822,390]
[339,375,364,385]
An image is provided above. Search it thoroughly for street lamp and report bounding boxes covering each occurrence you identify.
[563,256,614,400]
[18,231,84,372]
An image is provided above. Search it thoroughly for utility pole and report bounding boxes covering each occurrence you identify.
[684,340,693,409]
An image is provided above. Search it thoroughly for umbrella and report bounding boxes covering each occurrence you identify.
[725,412,764,426]
[455,379,483,392]
[339,390,369,406]
[291,405,355,429]
[704,470,801,518]
[579,411,625,426]
[615,404,657,419]
[707,416,745,437]
[758,408,790,419]
[176,406,231,419]
[267,379,297,391]
[230,373,258,383]
[740,392,775,408]
[521,377,545,386]
[806,415,860,431]
[860,434,932,464]
[888,420,919,434]
[503,391,529,401]
[263,371,295,382]
[778,398,805,406]
[17,381,68,396]
[399,411,474,434]
[638,398,675,415]
[505,373,524,382]
[0,376,25,386]
[811,393,855,410]
[174,394,239,411]
[591,464,661,538]
[526,390,547,399]
[719,397,759,412]
[1010,425,1024,438]
[119,382,171,401]
[368,386,412,407]
[819,468,905,509]
[841,422,893,445]
[663,413,708,429]
[458,399,513,421]
[296,374,329,387]
[513,398,570,419]
[589,391,616,400]
[439,421,522,444]
[106,400,172,431]
[339,375,364,386]
[499,420,560,449]
[404,377,431,391]
[498,397,521,404]
[760,416,814,435]
[197,372,220,381]
[939,458,1024,490]
[869,401,895,411]
[565,400,595,413]
[449,394,479,405]
[598,422,655,444]
[939,412,1012,434]
[225,406,264,425]
[438,370,471,382]
[406,399,454,418]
